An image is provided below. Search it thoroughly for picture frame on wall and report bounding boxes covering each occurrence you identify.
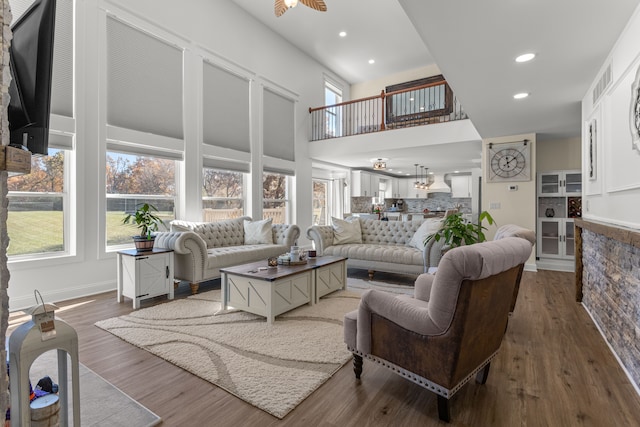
[589,118,597,181]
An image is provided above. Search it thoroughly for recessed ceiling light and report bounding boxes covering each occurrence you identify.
[339,31,347,37]
[368,59,375,64]
[515,53,536,63]
[513,92,529,99]
[409,97,415,101]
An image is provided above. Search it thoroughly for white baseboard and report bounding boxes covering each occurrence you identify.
[536,258,575,272]
[10,280,115,311]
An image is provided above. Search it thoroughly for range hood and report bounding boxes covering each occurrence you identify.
[428,174,451,193]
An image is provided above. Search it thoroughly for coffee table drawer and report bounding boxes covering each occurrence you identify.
[315,261,347,302]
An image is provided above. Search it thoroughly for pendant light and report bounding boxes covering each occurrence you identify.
[414,164,420,188]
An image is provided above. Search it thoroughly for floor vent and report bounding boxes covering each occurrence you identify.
[592,63,612,105]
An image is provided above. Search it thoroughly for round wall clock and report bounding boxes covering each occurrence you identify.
[486,140,531,182]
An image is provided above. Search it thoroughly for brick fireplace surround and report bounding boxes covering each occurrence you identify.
[575,218,640,390]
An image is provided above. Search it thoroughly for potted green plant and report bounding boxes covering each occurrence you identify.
[425,211,496,249]
[122,203,166,251]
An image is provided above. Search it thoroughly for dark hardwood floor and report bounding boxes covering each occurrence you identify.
[9,269,640,426]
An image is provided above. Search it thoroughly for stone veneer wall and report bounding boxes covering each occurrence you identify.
[0,0,11,417]
[581,228,640,388]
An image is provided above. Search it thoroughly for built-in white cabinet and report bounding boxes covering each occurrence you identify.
[451,175,472,198]
[537,170,581,271]
[538,170,582,196]
[538,218,575,259]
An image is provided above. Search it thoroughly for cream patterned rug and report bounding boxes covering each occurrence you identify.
[95,290,361,419]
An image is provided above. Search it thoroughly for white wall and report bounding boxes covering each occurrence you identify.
[537,137,581,172]
[581,4,640,229]
[7,0,349,309]
[482,133,537,271]
[350,64,441,99]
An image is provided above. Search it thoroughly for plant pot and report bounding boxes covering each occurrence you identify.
[133,235,155,251]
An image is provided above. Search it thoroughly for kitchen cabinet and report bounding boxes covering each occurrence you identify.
[537,170,581,270]
[451,175,472,198]
[351,171,383,197]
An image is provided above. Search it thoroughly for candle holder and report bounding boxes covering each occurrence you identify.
[267,257,278,268]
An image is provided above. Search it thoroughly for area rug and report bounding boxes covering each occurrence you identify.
[30,350,162,426]
[95,290,361,419]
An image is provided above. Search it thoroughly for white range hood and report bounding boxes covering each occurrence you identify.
[428,174,451,193]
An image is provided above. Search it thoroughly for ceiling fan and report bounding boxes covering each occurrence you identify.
[275,0,327,17]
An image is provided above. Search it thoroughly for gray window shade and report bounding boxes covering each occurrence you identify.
[106,141,183,161]
[10,0,73,117]
[263,89,295,161]
[203,62,250,152]
[203,157,250,173]
[107,17,183,140]
[263,166,295,176]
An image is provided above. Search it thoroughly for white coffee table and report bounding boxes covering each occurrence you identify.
[220,256,347,324]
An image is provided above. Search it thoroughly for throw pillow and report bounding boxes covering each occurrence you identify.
[332,217,362,245]
[244,218,274,245]
[408,219,443,250]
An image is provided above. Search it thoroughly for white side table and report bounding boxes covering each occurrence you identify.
[117,248,174,309]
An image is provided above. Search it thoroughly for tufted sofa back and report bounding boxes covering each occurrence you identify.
[171,216,250,248]
[359,218,423,245]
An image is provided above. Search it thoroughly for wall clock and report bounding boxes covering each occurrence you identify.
[486,140,531,182]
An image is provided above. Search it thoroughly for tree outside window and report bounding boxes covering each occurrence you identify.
[202,168,244,221]
[7,149,66,257]
[106,152,176,247]
[263,172,288,224]
[312,180,328,225]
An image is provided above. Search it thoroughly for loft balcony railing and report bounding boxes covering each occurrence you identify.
[309,79,468,141]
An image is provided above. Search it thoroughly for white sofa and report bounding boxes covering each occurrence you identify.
[306,217,446,280]
[154,216,300,294]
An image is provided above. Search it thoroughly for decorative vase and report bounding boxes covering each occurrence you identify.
[133,235,155,251]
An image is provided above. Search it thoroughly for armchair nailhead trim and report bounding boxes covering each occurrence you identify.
[348,347,498,398]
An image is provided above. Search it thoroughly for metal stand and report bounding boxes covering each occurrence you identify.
[9,319,81,426]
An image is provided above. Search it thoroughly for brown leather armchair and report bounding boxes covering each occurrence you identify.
[343,237,534,422]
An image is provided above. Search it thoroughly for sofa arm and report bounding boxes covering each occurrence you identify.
[423,235,448,270]
[306,225,334,255]
[272,224,300,247]
[154,231,208,283]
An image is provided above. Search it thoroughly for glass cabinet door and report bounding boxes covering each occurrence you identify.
[565,173,582,194]
[539,173,561,195]
[565,220,575,257]
[539,219,561,257]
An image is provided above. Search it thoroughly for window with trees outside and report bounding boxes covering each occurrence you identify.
[202,168,244,222]
[313,179,328,225]
[7,148,68,258]
[106,151,176,248]
[263,172,289,224]
[325,80,343,138]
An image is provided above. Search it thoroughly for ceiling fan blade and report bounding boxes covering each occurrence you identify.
[299,0,327,12]
[274,0,288,17]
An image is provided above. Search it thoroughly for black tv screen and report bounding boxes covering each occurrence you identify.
[7,0,56,156]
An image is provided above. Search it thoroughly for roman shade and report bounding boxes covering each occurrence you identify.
[263,88,295,162]
[203,61,251,153]
[202,157,250,173]
[106,17,183,140]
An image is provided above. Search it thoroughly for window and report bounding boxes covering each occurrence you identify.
[263,172,289,224]
[324,80,343,138]
[106,151,176,248]
[7,149,68,258]
[202,168,245,221]
[312,179,328,225]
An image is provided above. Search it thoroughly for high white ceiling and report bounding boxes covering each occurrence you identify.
[231,0,640,173]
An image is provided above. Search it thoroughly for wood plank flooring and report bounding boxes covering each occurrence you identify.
[9,269,640,426]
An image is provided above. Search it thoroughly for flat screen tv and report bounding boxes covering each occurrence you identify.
[7,0,57,156]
